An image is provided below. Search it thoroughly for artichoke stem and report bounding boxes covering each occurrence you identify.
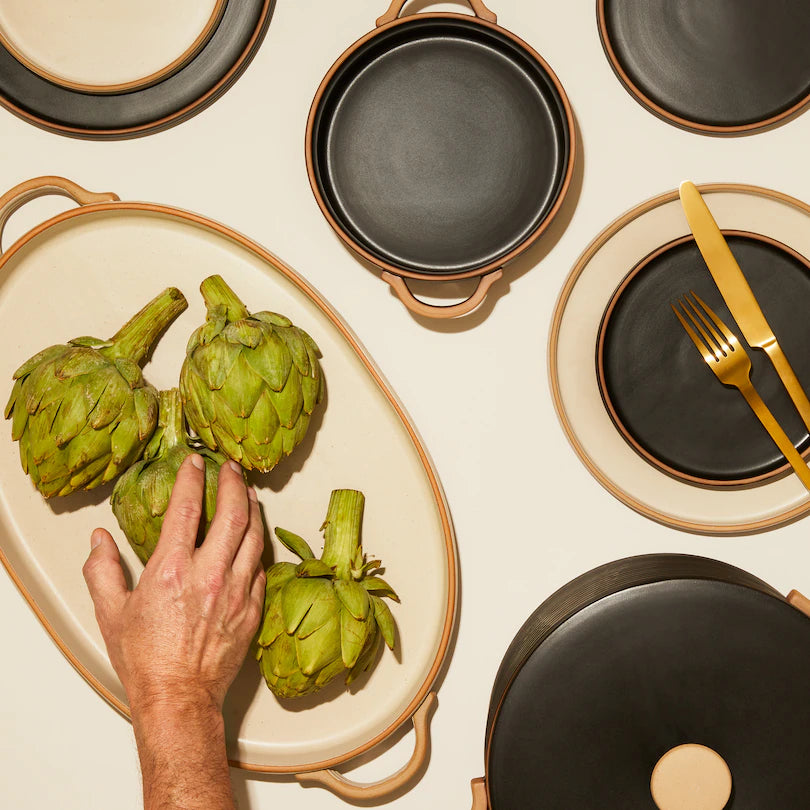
[103,287,188,364]
[320,489,365,580]
[200,275,250,322]
[159,389,186,448]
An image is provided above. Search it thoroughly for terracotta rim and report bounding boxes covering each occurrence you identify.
[305,11,576,282]
[0,0,274,138]
[596,230,810,488]
[596,0,810,135]
[0,198,458,774]
[0,0,228,95]
[548,182,810,536]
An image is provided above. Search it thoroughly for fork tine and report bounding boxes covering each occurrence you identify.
[690,290,738,347]
[676,297,721,359]
[684,294,729,354]
[672,302,715,363]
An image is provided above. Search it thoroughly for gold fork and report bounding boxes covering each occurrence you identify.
[673,291,810,491]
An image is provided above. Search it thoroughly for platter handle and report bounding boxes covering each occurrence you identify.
[471,777,489,809]
[381,270,502,319]
[0,176,119,255]
[376,0,497,27]
[787,589,810,618]
[296,691,437,801]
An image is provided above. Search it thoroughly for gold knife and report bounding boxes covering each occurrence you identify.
[679,180,810,435]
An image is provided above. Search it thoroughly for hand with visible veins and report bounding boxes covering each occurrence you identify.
[83,455,266,810]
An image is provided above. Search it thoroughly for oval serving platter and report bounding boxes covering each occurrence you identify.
[549,183,810,534]
[0,0,227,94]
[0,178,456,792]
[470,554,810,808]
[0,0,274,139]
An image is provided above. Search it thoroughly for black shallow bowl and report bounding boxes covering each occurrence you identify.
[599,0,810,133]
[598,232,810,486]
[0,0,274,139]
[308,16,571,276]
[485,555,810,808]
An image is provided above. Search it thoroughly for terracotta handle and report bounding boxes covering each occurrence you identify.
[788,589,810,618]
[296,692,437,801]
[0,175,119,255]
[376,0,497,27]
[381,269,502,319]
[471,777,489,809]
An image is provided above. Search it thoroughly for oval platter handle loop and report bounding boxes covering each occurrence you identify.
[381,269,503,319]
[296,691,437,801]
[471,777,489,809]
[787,589,810,618]
[0,175,119,255]
[376,0,497,27]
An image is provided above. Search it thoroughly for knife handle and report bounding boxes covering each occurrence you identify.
[764,344,810,436]
[737,379,810,491]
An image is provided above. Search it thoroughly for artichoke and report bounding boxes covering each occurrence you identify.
[110,388,228,564]
[256,489,398,698]
[5,287,187,497]
[179,274,323,473]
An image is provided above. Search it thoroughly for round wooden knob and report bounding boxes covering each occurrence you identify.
[651,744,732,810]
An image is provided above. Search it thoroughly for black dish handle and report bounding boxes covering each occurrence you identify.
[376,0,497,27]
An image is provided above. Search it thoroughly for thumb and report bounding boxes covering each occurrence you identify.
[83,528,128,631]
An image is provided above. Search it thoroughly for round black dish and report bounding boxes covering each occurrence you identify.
[308,17,571,276]
[485,554,810,808]
[598,233,810,485]
[0,0,274,139]
[599,0,810,133]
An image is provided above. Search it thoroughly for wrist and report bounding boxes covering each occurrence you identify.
[129,685,222,726]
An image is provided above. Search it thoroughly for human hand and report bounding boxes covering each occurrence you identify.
[83,455,266,714]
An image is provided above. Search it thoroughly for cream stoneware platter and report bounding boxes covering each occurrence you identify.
[549,183,810,535]
[0,0,227,93]
[0,177,456,800]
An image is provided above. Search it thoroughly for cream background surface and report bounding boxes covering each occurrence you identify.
[1,1,810,808]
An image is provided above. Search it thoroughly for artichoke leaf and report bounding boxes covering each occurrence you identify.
[281,577,330,634]
[335,579,370,621]
[296,615,341,675]
[362,576,400,601]
[274,527,315,560]
[340,608,373,670]
[346,631,382,685]
[254,311,292,328]
[296,559,335,579]
[371,595,397,650]
[244,328,291,392]
[13,344,66,380]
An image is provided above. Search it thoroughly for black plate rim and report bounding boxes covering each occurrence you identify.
[483,553,787,806]
[596,229,810,487]
[0,0,275,139]
[596,0,810,135]
[305,12,576,282]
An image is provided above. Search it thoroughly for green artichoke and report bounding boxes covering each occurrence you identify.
[5,288,187,497]
[179,274,323,473]
[256,489,398,698]
[110,388,227,565]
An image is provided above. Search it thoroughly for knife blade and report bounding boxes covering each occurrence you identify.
[679,180,810,435]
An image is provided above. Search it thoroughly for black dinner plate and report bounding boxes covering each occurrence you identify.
[599,0,810,132]
[485,555,810,808]
[309,17,571,275]
[0,0,274,139]
[598,233,810,485]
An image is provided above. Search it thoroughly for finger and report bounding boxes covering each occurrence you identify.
[232,487,266,581]
[249,564,267,614]
[198,460,250,565]
[152,454,205,560]
[82,529,128,632]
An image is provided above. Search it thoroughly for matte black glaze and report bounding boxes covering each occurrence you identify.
[0,0,273,138]
[600,234,810,484]
[310,18,570,275]
[486,555,810,808]
[601,0,810,130]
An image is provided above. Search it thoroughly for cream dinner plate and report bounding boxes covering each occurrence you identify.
[0,178,456,782]
[0,0,226,93]
[549,184,810,534]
